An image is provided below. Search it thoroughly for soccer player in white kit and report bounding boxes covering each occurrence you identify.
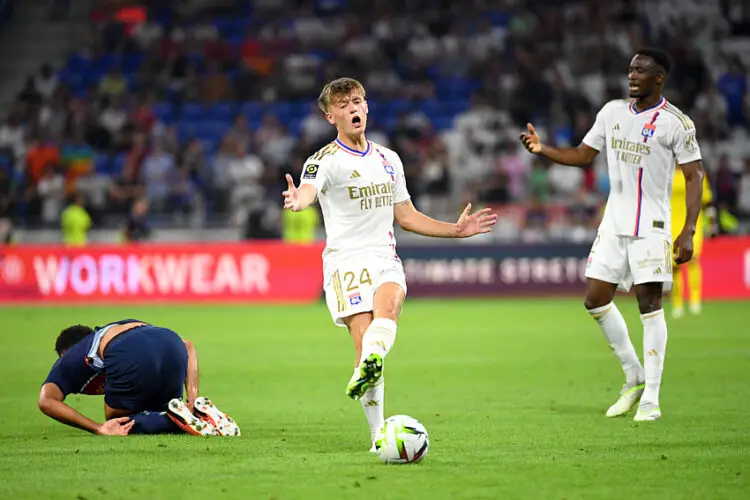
[282,78,497,449]
[520,49,705,421]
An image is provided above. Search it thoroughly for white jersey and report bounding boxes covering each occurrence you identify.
[582,98,702,237]
[299,138,411,259]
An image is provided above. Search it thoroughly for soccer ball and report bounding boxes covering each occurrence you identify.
[374,415,429,464]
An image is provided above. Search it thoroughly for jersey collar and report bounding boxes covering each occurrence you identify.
[629,97,667,115]
[335,138,372,157]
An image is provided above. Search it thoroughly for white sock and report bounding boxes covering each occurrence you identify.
[641,309,668,405]
[588,302,644,385]
[360,318,397,364]
[360,377,385,444]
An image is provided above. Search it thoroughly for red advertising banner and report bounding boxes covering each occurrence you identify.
[701,236,750,299]
[0,242,325,303]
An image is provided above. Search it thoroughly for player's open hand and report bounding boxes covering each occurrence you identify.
[282,174,302,212]
[520,123,542,154]
[97,417,134,436]
[673,230,694,265]
[456,203,498,238]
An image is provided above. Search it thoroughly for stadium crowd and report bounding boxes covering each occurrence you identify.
[0,0,749,244]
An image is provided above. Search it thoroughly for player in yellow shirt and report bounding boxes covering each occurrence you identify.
[61,194,92,247]
[670,163,714,318]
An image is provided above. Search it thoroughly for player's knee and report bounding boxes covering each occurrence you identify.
[584,297,604,311]
[636,294,662,314]
[583,279,616,311]
[373,283,404,321]
[583,291,612,310]
[373,306,399,322]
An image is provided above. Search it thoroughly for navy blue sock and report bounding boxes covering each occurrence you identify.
[128,411,181,435]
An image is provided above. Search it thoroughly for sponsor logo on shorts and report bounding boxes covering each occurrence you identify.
[348,292,362,306]
[637,257,664,269]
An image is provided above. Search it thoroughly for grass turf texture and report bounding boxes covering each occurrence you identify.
[0,299,748,500]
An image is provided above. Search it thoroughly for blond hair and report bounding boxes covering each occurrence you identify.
[317,77,366,113]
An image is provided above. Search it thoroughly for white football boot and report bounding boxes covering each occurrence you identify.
[167,398,218,436]
[633,401,662,421]
[193,397,241,436]
[606,382,645,417]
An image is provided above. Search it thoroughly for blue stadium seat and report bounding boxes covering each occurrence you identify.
[419,100,443,119]
[57,69,82,88]
[195,121,229,141]
[488,11,511,26]
[287,120,303,136]
[385,99,409,115]
[436,78,466,100]
[121,53,144,73]
[90,55,117,74]
[381,116,398,131]
[200,138,219,154]
[271,102,293,120]
[433,116,454,131]
[553,126,574,145]
[66,53,91,72]
[0,155,11,172]
[209,102,236,121]
[290,100,314,119]
[112,153,128,175]
[181,103,205,121]
[152,102,175,123]
[176,121,198,142]
[226,34,245,48]
[213,18,247,37]
[444,99,471,116]
[240,101,263,120]
[94,154,111,174]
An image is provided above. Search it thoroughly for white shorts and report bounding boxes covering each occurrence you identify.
[323,254,407,327]
[585,233,673,292]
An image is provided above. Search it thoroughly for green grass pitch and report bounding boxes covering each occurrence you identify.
[0,299,748,499]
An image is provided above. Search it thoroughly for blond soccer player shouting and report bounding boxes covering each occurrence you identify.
[283,78,497,450]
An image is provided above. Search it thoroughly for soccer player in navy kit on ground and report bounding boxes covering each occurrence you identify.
[38,319,239,436]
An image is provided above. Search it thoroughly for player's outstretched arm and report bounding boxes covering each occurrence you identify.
[283,174,318,212]
[394,200,497,238]
[520,123,599,167]
[183,340,199,409]
[673,160,705,265]
[38,383,134,435]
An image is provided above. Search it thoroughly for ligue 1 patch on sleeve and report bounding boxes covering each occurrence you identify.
[303,163,319,179]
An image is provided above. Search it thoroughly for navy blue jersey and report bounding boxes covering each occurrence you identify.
[43,334,105,397]
[43,319,145,397]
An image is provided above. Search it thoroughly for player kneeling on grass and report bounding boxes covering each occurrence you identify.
[283,77,497,451]
[38,319,239,437]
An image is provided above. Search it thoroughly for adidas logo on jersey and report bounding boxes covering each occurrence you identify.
[349,170,361,180]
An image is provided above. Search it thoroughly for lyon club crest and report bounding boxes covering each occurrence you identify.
[377,150,395,181]
[641,111,660,143]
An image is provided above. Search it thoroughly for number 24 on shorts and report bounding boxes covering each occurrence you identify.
[333,268,372,310]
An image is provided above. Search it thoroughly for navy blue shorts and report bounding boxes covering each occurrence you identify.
[103,325,187,412]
